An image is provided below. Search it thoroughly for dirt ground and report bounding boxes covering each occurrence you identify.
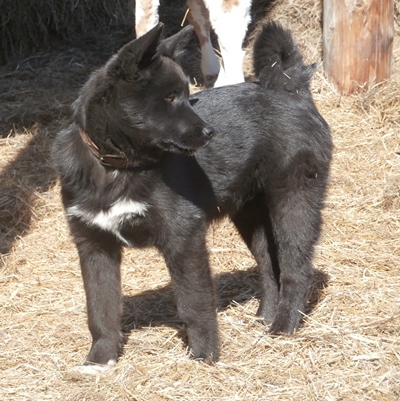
[1,1,400,400]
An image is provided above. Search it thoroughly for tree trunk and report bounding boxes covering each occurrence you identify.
[323,0,394,94]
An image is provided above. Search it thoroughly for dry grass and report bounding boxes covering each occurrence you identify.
[0,0,132,64]
[1,0,400,400]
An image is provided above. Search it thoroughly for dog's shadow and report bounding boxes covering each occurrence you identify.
[121,266,329,350]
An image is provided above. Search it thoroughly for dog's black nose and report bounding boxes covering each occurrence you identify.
[202,126,215,138]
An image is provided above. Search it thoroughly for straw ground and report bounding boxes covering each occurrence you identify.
[1,1,399,400]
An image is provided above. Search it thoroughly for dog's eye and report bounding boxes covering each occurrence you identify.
[165,95,175,103]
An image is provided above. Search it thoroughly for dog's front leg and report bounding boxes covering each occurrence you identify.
[69,219,123,371]
[160,228,219,363]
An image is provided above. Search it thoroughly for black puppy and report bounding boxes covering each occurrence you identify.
[53,21,332,373]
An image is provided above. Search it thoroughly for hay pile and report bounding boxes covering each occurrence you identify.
[0,0,194,65]
[1,0,399,400]
[0,0,132,64]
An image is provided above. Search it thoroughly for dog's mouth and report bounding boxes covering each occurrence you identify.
[160,141,207,156]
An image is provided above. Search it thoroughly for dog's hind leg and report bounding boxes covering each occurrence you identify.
[160,224,219,362]
[69,219,123,371]
[267,187,322,335]
[232,194,280,324]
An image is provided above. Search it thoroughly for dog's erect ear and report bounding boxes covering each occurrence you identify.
[157,25,195,61]
[108,23,165,79]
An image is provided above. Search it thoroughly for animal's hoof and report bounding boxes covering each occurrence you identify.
[203,74,218,88]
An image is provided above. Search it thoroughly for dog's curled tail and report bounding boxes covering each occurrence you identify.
[253,21,316,92]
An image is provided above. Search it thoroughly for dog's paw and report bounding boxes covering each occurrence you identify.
[186,325,220,364]
[188,339,220,364]
[189,348,219,365]
[70,359,116,375]
[268,315,299,335]
[256,304,278,326]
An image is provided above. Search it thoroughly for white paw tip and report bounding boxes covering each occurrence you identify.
[71,359,116,375]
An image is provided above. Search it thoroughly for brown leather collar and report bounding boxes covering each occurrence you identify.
[79,128,135,170]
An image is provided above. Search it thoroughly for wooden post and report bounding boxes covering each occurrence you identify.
[323,0,394,94]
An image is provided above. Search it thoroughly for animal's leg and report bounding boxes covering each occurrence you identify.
[135,0,160,38]
[203,0,252,86]
[268,189,322,335]
[160,225,219,362]
[69,219,123,371]
[187,0,220,88]
[232,194,279,324]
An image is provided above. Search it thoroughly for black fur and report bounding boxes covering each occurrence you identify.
[52,21,332,366]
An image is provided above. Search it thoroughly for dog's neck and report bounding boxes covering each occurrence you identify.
[79,128,138,170]
[78,127,163,171]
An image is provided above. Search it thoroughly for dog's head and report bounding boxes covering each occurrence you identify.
[74,24,214,168]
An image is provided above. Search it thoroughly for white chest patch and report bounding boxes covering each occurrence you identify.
[67,198,148,245]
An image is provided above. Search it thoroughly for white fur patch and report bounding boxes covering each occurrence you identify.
[200,42,221,84]
[71,359,116,375]
[135,0,160,37]
[204,0,252,86]
[67,198,148,245]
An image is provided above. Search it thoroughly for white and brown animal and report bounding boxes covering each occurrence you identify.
[135,0,252,87]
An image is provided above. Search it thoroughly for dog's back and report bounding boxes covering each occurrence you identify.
[190,23,331,215]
